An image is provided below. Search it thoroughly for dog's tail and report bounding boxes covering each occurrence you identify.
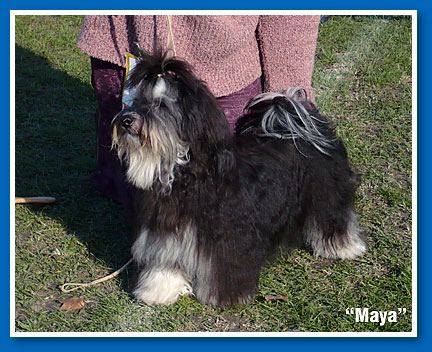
[235,88,337,156]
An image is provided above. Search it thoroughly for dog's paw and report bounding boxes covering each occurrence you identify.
[133,268,193,305]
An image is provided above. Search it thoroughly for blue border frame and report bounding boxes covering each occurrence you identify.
[5,1,429,350]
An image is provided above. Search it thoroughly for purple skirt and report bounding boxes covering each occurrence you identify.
[217,77,262,132]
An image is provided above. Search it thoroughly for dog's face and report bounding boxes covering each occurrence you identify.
[112,51,233,192]
[113,102,190,192]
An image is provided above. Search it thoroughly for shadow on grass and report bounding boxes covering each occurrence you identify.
[15,45,133,290]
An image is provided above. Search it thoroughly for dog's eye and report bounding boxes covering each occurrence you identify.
[152,100,166,109]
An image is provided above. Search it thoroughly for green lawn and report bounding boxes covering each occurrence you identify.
[14,15,413,333]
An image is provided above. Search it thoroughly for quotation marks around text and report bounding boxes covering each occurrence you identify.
[345,308,407,326]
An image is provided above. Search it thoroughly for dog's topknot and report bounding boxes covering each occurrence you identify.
[126,50,198,93]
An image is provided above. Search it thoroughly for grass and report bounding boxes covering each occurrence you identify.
[14,15,413,333]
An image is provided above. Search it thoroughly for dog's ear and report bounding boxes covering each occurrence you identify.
[178,84,235,176]
[179,81,232,146]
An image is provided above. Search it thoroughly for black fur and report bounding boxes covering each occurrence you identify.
[112,51,366,307]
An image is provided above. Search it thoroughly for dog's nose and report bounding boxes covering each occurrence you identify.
[121,115,134,129]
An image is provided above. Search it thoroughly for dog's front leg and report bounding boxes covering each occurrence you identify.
[131,227,193,306]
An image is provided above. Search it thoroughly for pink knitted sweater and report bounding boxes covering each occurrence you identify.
[78,15,319,98]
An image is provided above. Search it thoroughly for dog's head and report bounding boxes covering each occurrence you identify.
[112,51,234,193]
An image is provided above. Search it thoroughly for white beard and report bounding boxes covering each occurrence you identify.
[115,133,189,191]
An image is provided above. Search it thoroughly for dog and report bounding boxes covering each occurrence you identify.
[112,51,366,307]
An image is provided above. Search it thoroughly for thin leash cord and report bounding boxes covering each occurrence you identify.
[59,258,133,293]
[166,15,177,56]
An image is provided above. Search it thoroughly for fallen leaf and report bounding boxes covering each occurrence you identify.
[59,296,85,311]
[265,295,289,302]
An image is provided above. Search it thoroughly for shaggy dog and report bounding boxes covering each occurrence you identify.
[112,51,366,307]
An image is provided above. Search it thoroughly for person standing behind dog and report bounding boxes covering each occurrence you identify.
[78,15,320,206]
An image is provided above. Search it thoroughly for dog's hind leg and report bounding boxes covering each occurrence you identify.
[304,210,367,260]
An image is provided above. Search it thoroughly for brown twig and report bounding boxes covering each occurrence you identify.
[15,197,56,204]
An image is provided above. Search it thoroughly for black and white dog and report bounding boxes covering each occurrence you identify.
[112,51,366,307]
